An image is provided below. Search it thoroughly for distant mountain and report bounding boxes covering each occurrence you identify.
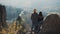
[6,6,23,22]
[6,7,60,23]
[41,7,60,17]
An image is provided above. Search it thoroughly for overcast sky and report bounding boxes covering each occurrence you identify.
[0,0,60,9]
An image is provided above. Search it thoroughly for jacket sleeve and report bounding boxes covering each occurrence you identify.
[31,14,33,20]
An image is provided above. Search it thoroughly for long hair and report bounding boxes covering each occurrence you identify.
[39,12,43,16]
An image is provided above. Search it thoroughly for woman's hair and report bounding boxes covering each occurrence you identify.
[39,12,43,16]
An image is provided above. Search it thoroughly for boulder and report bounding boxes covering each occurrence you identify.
[41,14,60,34]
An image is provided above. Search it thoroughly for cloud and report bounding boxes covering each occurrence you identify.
[0,0,60,8]
[0,0,32,8]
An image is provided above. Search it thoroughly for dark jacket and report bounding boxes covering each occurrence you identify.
[38,15,43,22]
[31,13,38,24]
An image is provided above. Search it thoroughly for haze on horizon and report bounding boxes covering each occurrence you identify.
[0,0,60,9]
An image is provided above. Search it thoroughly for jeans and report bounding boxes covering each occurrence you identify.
[31,24,35,31]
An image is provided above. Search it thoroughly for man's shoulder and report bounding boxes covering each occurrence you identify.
[31,13,34,15]
[36,13,38,14]
[31,14,34,16]
[32,13,38,15]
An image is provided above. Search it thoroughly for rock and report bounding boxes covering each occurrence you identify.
[0,5,8,34]
[41,14,60,34]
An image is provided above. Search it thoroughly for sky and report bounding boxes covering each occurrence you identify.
[0,0,60,9]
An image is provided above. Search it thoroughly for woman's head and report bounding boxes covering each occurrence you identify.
[39,12,43,16]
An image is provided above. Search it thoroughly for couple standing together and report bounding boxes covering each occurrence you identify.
[31,9,43,33]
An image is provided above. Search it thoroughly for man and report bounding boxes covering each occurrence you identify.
[31,9,38,33]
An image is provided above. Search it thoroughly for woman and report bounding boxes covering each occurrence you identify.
[37,12,44,33]
[38,12,43,24]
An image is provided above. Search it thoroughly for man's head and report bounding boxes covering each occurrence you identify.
[34,9,36,13]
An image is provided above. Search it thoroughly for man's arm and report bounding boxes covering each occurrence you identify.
[31,14,33,20]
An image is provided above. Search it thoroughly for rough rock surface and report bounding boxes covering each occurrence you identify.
[41,14,60,34]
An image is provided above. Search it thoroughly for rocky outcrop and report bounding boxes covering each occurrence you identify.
[0,4,7,32]
[41,14,60,34]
